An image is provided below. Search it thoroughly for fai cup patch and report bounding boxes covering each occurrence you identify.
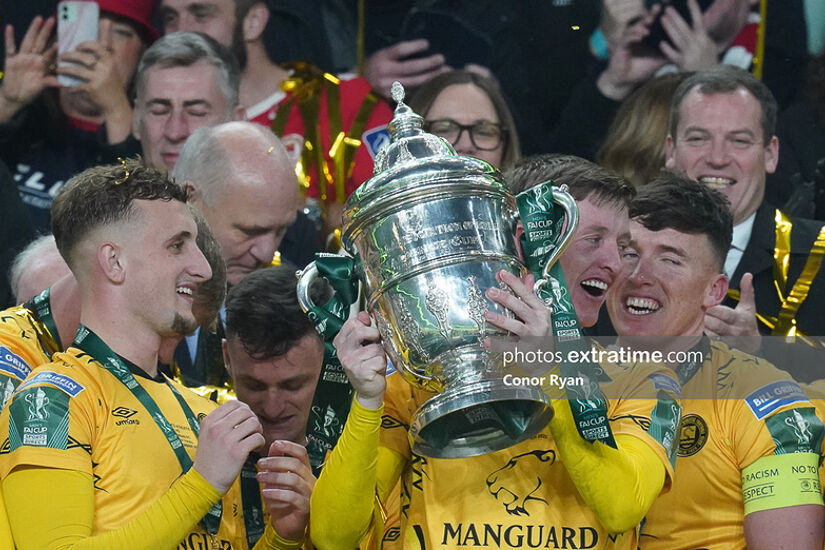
[8,385,70,450]
[766,407,825,455]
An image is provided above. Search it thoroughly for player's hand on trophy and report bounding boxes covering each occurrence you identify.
[704,272,761,353]
[193,400,266,493]
[257,440,315,542]
[333,312,387,409]
[485,270,552,338]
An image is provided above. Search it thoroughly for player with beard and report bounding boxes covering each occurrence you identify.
[0,159,310,549]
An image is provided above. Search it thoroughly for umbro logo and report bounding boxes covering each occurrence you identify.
[383,527,401,542]
[112,407,137,418]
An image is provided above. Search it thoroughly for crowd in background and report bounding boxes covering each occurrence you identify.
[2,2,825,296]
[2,2,825,549]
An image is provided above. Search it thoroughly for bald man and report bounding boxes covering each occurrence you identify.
[9,235,73,304]
[171,121,299,386]
[173,121,298,287]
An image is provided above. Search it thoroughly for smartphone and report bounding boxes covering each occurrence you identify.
[637,0,715,54]
[57,1,99,87]
[399,10,493,70]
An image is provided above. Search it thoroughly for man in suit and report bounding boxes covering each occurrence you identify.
[666,65,825,377]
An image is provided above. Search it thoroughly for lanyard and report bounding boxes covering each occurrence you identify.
[72,326,222,535]
[240,457,265,548]
[21,288,62,356]
[517,184,616,449]
[674,337,711,387]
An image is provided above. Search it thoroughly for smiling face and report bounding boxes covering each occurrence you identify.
[133,60,231,172]
[558,197,630,327]
[124,199,212,337]
[666,87,778,225]
[607,221,727,338]
[224,333,323,448]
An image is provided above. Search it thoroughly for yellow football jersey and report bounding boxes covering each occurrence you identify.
[378,360,681,550]
[0,346,253,549]
[0,294,58,411]
[640,341,825,549]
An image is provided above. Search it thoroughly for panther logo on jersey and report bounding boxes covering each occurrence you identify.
[486,449,555,516]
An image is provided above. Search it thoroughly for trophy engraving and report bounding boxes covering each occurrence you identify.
[466,276,487,339]
[401,210,424,235]
[396,299,430,363]
[425,287,451,342]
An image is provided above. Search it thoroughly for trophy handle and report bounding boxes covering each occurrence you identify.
[514,182,579,295]
[298,261,437,389]
[296,261,320,318]
[540,184,579,281]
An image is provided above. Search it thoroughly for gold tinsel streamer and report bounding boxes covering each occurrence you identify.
[270,63,378,206]
[752,0,767,79]
[773,209,792,297]
[12,306,60,357]
[726,210,825,347]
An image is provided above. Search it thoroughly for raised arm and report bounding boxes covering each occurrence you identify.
[310,313,404,549]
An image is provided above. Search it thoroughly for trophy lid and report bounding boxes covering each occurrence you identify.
[343,82,507,245]
[370,82,454,173]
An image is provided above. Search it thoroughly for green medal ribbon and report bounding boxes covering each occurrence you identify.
[674,337,711,386]
[22,288,62,355]
[240,457,265,548]
[73,326,222,535]
[516,183,617,449]
[304,253,360,476]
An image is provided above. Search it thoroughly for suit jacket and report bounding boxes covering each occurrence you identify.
[726,202,825,380]
[170,320,229,388]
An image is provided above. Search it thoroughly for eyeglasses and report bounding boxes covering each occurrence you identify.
[424,119,507,151]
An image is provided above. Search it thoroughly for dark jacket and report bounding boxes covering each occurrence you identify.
[727,202,825,380]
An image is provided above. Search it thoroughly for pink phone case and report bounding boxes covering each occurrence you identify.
[57,1,99,87]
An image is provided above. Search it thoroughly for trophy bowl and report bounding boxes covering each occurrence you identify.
[298,83,578,458]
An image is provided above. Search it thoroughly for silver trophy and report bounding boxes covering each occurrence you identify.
[298,82,578,458]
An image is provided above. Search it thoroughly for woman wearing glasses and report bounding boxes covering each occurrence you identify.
[409,70,521,170]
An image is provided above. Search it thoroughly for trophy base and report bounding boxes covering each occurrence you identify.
[408,379,553,458]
